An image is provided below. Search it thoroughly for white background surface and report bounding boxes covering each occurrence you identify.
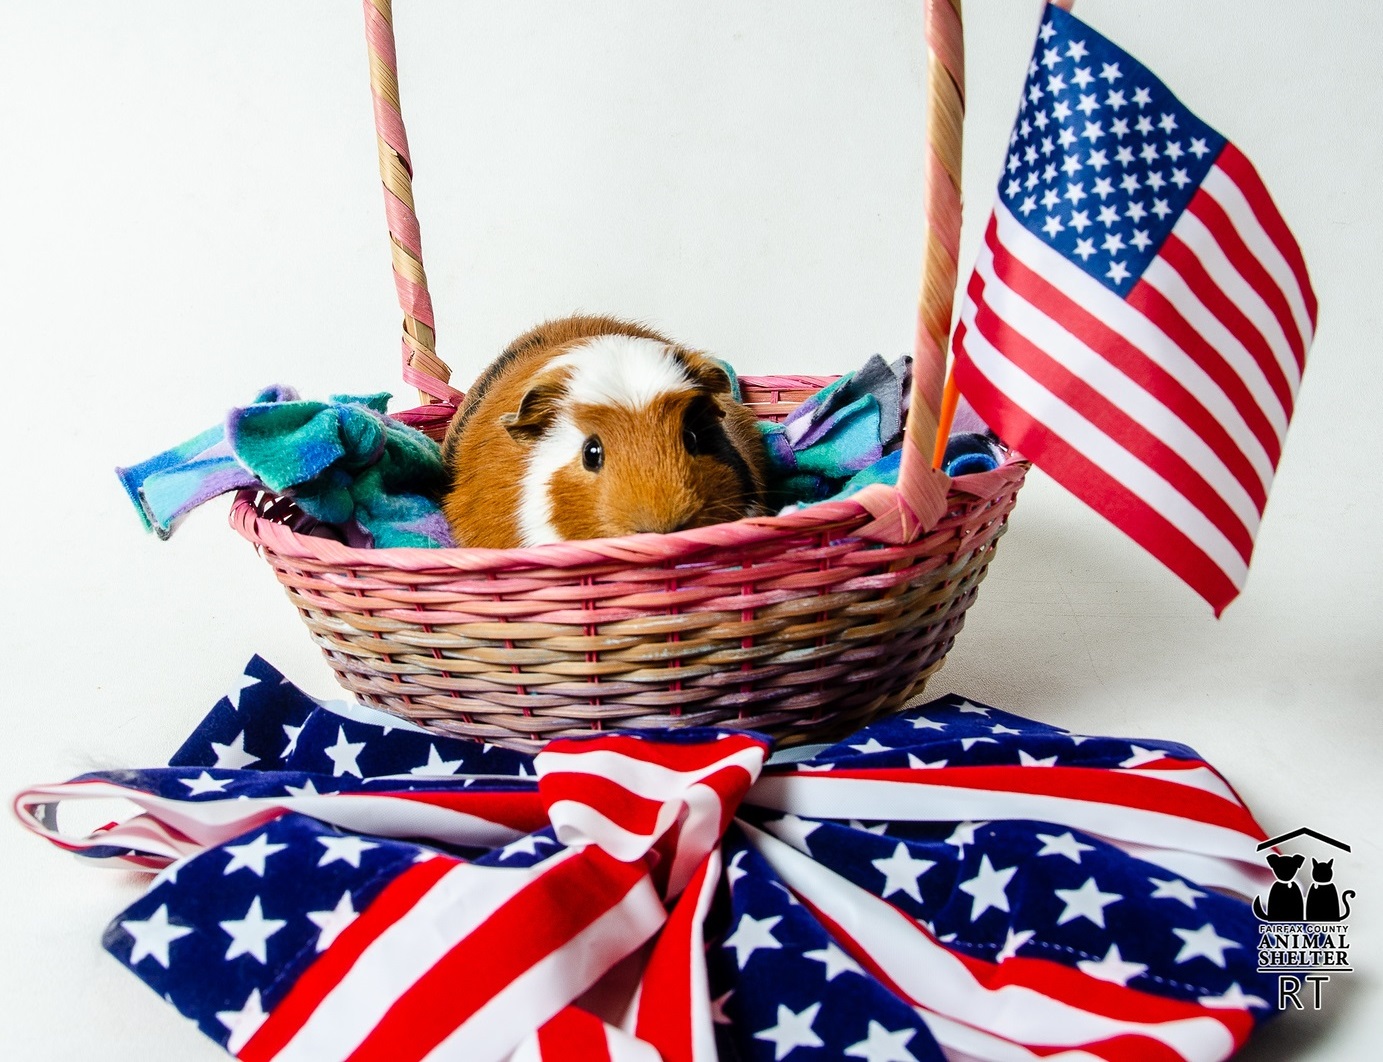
[2,1,1379,1058]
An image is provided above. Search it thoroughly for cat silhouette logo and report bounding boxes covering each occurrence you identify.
[1254,827,1354,995]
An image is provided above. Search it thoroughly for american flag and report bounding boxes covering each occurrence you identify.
[16,658,1282,1060]
[953,3,1316,615]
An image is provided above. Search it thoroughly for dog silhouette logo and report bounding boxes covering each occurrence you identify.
[1254,852,1306,921]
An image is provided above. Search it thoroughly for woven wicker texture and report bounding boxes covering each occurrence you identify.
[231,0,1029,749]
[233,380,1025,750]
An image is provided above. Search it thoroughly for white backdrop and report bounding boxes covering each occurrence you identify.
[3,2,1379,1058]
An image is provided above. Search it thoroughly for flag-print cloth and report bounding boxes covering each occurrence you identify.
[953,3,1316,615]
[16,657,1281,1061]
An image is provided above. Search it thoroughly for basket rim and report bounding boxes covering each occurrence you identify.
[732,372,843,391]
[229,459,1027,574]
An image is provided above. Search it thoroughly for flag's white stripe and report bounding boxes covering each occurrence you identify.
[683,846,724,1062]
[975,241,1264,534]
[272,852,578,1062]
[15,782,529,857]
[918,1008,1110,1062]
[536,746,765,801]
[506,1033,543,1062]
[12,788,203,862]
[316,696,435,734]
[992,204,1276,490]
[959,304,1250,587]
[605,1024,665,1062]
[15,781,277,853]
[745,776,1261,863]
[1171,207,1301,397]
[743,825,1236,1060]
[422,875,668,1062]
[90,816,202,862]
[1139,258,1289,437]
[1200,164,1314,349]
[545,799,674,862]
[665,785,734,901]
[1112,843,1270,900]
[314,794,527,848]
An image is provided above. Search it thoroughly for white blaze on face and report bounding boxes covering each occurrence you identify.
[517,414,585,546]
[517,335,697,546]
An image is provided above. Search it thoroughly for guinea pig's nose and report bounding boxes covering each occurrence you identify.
[629,509,695,535]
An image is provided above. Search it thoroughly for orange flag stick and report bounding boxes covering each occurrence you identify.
[931,371,962,468]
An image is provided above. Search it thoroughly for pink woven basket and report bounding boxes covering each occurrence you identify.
[231,0,1028,750]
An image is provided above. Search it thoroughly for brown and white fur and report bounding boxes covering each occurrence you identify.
[441,315,769,548]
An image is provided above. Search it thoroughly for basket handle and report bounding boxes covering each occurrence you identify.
[363,0,461,407]
[364,1,967,540]
[876,0,967,542]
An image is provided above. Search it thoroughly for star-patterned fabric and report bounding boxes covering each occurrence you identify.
[17,659,1282,1061]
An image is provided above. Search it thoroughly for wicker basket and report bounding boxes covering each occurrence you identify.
[231,0,1027,750]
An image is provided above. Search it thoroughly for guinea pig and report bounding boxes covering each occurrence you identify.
[440,315,770,549]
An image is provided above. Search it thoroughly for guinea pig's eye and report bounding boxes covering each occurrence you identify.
[581,435,604,472]
[682,427,700,455]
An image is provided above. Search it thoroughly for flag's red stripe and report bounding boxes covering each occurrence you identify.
[1187,188,1306,369]
[981,218,1269,512]
[647,820,681,899]
[1119,280,1283,469]
[541,774,666,836]
[1032,1034,1196,1062]
[1125,758,1202,771]
[376,789,548,833]
[954,331,1241,613]
[540,734,767,772]
[634,853,715,1062]
[239,855,461,1062]
[704,764,759,837]
[345,848,647,1061]
[1215,144,1318,326]
[1155,232,1295,419]
[535,1007,614,1062]
[122,853,168,870]
[816,761,1261,836]
[969,271,1255,564]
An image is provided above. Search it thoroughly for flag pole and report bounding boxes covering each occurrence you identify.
[931,0,1076,468]
[931,373,962,467]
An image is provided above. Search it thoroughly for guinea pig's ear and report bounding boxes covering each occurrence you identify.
[500,381,562,443]
[680,351,735,396]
